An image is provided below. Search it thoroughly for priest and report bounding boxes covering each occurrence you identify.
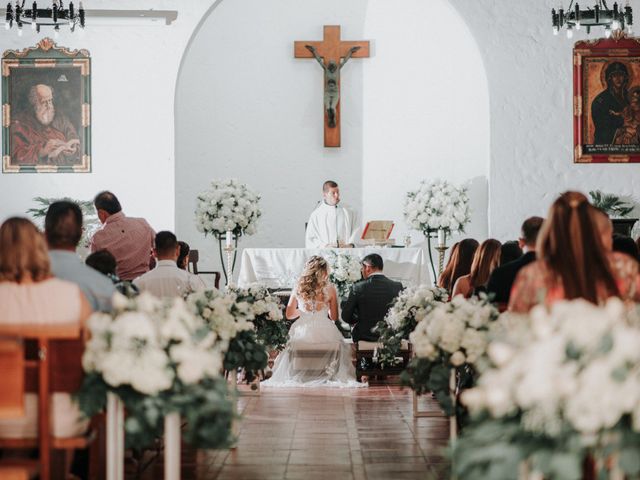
[305,180,361,248]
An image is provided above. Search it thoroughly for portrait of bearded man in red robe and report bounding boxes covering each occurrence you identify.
[10,83,81,166]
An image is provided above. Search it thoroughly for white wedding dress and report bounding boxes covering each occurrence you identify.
[262,289,365,388]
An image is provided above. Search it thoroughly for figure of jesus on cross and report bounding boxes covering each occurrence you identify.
[305,44,361,128]
[295,26,370,147]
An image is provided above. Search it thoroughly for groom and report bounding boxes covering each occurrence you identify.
[341,254,403,342]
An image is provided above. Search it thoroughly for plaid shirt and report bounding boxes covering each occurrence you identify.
[90,212,155,281]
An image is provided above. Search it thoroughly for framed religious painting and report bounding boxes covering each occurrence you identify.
[2,38,91,173]
[574,35,640,163]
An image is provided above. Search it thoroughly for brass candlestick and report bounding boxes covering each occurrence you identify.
[436,245,448,276]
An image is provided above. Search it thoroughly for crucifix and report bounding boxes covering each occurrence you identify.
[295,26,370,147]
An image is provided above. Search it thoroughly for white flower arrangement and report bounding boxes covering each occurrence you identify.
[325,252,362,298]
[227,284,288,351]
[188,284,286,352]
[404,179,471,234]
[410,295,499,367]
[454,299,640,479]
[186,289,254,344]
[375,285,448,367]
[78,292,234,450]
[384,285,449,332]
[195,179,262,237]
[83,292,225,395]
[462,299,640,435]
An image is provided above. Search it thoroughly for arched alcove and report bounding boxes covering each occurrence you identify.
[175,0,489,273]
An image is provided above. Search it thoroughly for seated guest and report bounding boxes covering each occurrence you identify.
[133,231,205,298]
[612,233,640,262]
[499,241,523,265]
[0,217,91,439]
[86,249,139,298]
[438,242,459,289]
[176,240,207,289]
[177,241,191,270]
[341,254,403,342]
[452,239,502,298]
[509,192,640,313]
[486,216,543,304]
[437,239,479,296]
[45,200,115,312]
[90,190,155,281]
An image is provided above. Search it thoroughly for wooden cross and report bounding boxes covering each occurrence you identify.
[295,26,370,147]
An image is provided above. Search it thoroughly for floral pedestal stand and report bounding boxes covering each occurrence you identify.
[425,228,449,282]
[164,412,181,480]
[106,394,183,480]
[106,393,125,480]
[218,230,238,288]
[229,371,239,449]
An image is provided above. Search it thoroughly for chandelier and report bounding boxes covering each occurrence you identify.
[552,1,633,39]
[5,1,85,35]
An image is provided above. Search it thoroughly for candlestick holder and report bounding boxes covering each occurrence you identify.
[425,228,449,282]
[217,231,239,287]
[436,245,448,276]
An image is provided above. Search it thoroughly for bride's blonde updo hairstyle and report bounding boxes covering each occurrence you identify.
[296,256,329,303]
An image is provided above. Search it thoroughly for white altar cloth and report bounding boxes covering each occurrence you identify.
[237,248,429,288]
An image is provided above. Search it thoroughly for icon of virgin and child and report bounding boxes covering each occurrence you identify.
[591,61,640,147]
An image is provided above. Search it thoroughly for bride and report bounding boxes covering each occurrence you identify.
[262,256,365,388]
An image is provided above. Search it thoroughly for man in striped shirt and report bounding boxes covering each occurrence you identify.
[89,191,155,281]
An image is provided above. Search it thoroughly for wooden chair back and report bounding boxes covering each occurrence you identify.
[188,249,221,289]
[0,322,82,480]
[0,339,25,420]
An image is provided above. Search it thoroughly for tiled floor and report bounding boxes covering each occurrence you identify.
[139,384,450,480]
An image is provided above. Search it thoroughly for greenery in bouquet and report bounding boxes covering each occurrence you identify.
[75,292,234,450]
[27,196,99,248]
[228,284,288,351]
[374,285,448,367]
[325,251,362,298]
[186,288,269,383]
[454,299,640,480]
[401,295,499,420]
[195,179,262,237]
[404,179,471,234]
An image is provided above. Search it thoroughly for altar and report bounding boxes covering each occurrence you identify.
[237,247,430,288]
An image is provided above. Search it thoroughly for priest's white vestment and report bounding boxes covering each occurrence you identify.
[305,202,360,248]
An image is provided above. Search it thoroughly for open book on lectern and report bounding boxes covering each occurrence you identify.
[361,221,394,245]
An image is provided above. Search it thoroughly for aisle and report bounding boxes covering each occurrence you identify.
[163,385,449,479]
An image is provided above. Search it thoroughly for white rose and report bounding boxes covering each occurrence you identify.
[487,342,515,367]
[450,350,466,366]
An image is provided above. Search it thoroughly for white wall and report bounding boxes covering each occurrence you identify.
[0,0,216,231]
[175,0,368,273]
[362,0,490,247]
[449,0,640,240]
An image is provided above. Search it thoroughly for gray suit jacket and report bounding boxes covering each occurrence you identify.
[341,274,403,342]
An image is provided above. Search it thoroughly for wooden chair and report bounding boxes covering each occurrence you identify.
[0,339,30,480]
[0,323,103,480]
[188,249,221,289]
[355,340,412,382]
